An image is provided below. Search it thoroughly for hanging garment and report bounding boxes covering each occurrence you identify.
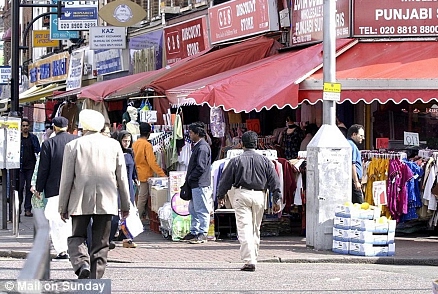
[386,159,413,222]
[365,158,389,205]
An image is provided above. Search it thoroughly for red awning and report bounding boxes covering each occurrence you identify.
[104,36,280,101]
[299,41,438,104]
[166,39,355,112]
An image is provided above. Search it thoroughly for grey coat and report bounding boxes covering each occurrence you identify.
[58,132,131,216]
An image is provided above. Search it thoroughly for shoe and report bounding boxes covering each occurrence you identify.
[109,241,116,250]
[189,234,207,244]
[77,264,90,279]
[53,252,69,261]
[122,239,137,248]
[24,211,33,217]
[181,233,197,241]
[240,264,256,272]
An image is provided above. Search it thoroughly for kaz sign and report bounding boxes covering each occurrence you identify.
[164,16,210,65]
[208,0,279,44]
[291,0,350,45]
[354,0,438,37]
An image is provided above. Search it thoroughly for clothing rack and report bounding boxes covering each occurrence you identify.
[361,150,407,160]
[418,149,438,159]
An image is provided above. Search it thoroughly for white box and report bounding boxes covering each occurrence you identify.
[349,242,395,256]
[349,230,395,245]
[350,218,396,233]
[332,240,349,254]
[148,177,169,187]
[333,227,350,242]
[151,186,169,213]
[333,217,351,229]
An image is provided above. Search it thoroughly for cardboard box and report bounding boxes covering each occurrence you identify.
[332,240,349,254]
[350,218,396,233]
[151,186,169,213]
[335,205,380,220]
[333,227,350,242]
[349,229,395,245]
[349,242,395,256]
[333,217,351,229]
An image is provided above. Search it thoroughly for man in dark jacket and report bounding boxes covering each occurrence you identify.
[36,116,77,260]
[182,122,212,244]
[19,118,41,217]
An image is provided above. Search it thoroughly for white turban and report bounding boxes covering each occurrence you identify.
[79,109,105,132]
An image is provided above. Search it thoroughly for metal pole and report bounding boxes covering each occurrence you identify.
[11,0,20,116]
[322,0,336,126]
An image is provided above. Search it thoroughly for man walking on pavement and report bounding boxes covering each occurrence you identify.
[19,118,41,217]
[181,122,212,244]
[59,110,131,279]
[217,131,282,271]
[36,116,77,260]
[347,124,365,204]
[132,123,166,224]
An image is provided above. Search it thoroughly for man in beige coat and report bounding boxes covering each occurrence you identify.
[58,109,131,279]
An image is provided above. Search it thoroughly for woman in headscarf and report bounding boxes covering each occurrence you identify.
[110,130,140,248]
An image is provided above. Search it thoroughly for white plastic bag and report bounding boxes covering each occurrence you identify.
[120,208,143,239]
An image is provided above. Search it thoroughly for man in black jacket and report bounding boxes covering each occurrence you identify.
[36,116,77,260]
[182,122,212,244]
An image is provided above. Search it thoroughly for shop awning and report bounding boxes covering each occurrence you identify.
[19,83,66,103]
[105,36,280,101]
[166,39,355,112]
[299,41,438,104]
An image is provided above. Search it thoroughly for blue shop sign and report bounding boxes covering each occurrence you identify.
[94,49,123,75]
[52,58,67,77]
[39,63,51,80]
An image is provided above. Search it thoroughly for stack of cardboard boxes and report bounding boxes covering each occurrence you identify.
[333,204,396,256]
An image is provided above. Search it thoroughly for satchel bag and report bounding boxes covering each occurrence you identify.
[180,182,192,201]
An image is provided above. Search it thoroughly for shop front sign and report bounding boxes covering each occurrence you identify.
[32,30,59,48]
[290,0,350,46]
[164,16,210,65]
[354,0,438,37]
[98,0,146,27]
[208,0,279,44]
[28,52,69,86]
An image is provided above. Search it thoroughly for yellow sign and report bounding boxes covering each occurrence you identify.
[32,30,59,48]
[28,51,69,87]
[323,82,341,93]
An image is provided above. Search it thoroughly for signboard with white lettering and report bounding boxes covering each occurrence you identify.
[164,16,210,65]
[290,0,350,45]
[208,0,279,44]
[50,0,79,40]
[89,26,126,50]
[66,50,84,91]
[0,66,22,85]
[354,0,438,37]
[58,0,99,31]
[94,49,124,75]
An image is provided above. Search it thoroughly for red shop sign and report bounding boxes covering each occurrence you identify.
[208,0,279,44]
[164,16,210,65]
[354,0,438,37]
[290,0,350,46]
[246,119,261,134]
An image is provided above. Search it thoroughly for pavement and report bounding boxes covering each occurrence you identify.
[1,211,438,266]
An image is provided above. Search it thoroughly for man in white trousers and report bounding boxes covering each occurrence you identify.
[217,131,282,271]
[36,116,77,260]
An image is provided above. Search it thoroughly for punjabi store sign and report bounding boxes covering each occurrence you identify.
[290,0,350,46]
[354,0,438,37]
[164,17,210,65]
[208,0,279,44]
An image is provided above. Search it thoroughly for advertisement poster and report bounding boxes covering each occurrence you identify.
[0,117,21,169]
[169,171,189,216]
[354,0,438,37]
[66,50,84,91]
[129,30,163,72]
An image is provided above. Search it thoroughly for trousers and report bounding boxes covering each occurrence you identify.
[68,214,112,279]
[229,187,265,265]
[137,181,150,221]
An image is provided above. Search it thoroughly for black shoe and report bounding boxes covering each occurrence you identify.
[53,252,69,261]
[109,241,116,250]
[77,264,90,279]
[189,234,207,244]
[24,211,33,217]
[240,264,255,272]
[181,233,197,241]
